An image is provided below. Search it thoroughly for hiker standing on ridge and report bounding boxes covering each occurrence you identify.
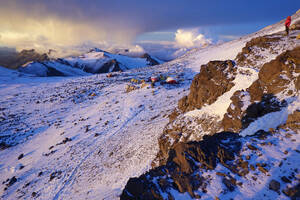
[285,16,291,35]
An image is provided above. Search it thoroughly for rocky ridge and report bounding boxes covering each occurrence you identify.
[122,125,300,199]
[122,22,300,199]
[153,29,300,167]
[223,46,300,133]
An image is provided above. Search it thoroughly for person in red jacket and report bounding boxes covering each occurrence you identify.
[285,16,291,35]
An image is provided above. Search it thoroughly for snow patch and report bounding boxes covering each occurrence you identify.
[240,95,300,136]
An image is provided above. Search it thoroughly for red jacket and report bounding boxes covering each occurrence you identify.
[285,16,291,27]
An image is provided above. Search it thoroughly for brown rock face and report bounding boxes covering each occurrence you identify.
[258,50,298,95]
[155,44,300,171]
[154,114,223,167]
[295,76,300,90]
[223,46,300,133]
[236,35,281,68]
[168,132,241,172]
[153,60,237,167]
[121,132,241,200]
[279,110,300,132]
[120,175,164,200]
[290,20,300,30]
[222,91,247,132]
[223,93,287,132]
[179,60,236,113]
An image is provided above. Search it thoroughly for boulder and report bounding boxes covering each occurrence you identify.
[269,179,281,193]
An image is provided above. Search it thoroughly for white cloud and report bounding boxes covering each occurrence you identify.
[137,41,187,61]
[175,28,212,48]
[100,44,147,58]
[135,28,213,61]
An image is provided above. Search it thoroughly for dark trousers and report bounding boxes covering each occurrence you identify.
[285,25,289,35]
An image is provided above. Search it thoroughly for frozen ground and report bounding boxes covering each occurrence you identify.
[0,63,193,199]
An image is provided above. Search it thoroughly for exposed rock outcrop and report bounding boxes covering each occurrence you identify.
[154,114,222,166]
[235,32,300,70]
[282,183,300,199]
[122,126,300,199]
[154,46,300,168]
[140,53,160,66]
[178,60,236,113]
[223,46,300,132]
[291,20,300,30]
[153,60,237,166]
[236,35,281,68]
[123,28,300,198]
[279,110,300,132]
[121,132,241,199]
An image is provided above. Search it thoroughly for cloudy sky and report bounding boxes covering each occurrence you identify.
[0,0,299,58]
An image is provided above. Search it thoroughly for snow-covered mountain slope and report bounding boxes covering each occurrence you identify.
[122,11,300,200]
[0,62,193,199]
[18,61,91,77]
[64,49,162,72]
[1,10,300,200]
[18,49,162,77]
[0,66,20,80]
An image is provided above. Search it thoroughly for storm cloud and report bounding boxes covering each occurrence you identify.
[0,0,299,54]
